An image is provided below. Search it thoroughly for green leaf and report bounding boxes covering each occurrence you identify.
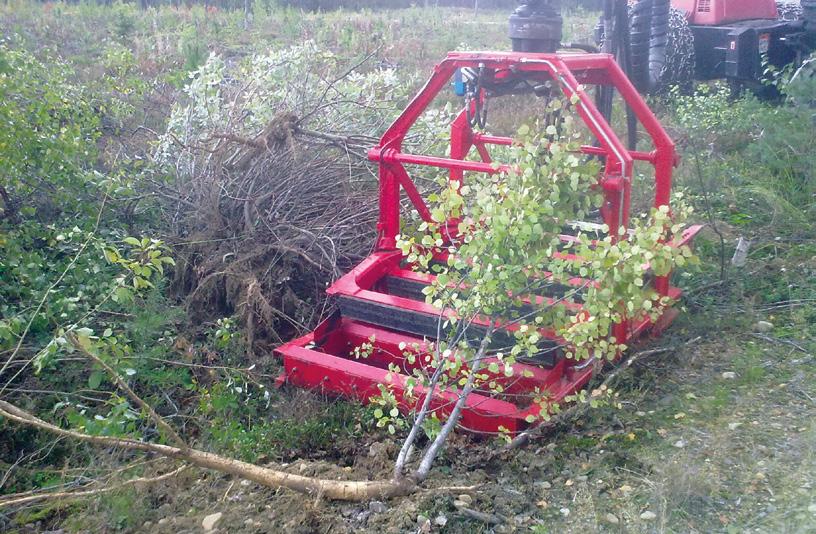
[113,286,133,303]
[88,371,104,390]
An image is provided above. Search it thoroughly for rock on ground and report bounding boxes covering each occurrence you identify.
[202,512,223,531]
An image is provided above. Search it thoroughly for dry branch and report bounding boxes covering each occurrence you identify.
[150,50,403,351]
[164,118,378,347]
[504,336,702,451]
[459,506,506,525]
[0,400,413,501]
[0,465,189,509]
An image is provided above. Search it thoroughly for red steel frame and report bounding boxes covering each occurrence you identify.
[275,51,702,435]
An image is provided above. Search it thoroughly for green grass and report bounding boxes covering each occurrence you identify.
[202,392,370,462]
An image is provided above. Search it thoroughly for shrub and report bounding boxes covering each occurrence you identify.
[670,57,816,231]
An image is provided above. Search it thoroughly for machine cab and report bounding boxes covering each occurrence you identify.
[672,0,778,25]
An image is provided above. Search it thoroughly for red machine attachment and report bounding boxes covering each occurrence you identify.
[275,51,702,435]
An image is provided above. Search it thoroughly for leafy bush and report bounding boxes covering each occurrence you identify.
[0,46,101,224]
[671,59,816,232]
[0,44,185,497]
[0,46,114,350]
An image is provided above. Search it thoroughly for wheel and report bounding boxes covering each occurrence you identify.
[626,1,695,93]
[776,1,803,21]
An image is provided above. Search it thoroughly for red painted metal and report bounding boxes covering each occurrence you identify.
[672,0,778,26]
[275,51,700,435]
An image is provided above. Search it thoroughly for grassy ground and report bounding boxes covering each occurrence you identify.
[31,315,814,533]
[1,2,814,533]
[59,291,812,534]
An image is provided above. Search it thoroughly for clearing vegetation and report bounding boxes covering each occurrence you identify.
[0,1,814,533]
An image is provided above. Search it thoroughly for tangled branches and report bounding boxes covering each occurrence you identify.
[168,125,377,347]
[151,43,421,349]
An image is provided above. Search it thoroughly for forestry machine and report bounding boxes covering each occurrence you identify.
[274,0,703,434]
[593,0,816,93]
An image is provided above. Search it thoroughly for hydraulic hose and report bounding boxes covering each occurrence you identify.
[596,0,616,121]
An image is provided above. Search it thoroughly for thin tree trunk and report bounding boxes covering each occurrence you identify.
[414,326,493,482]
[393,359,444,480]
[0,400,413,501]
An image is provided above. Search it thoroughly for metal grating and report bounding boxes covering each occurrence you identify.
[697,0,711,12]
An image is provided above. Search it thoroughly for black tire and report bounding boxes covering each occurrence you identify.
[627,1,694,93]
[629,0,652,92]
[776,1,803,21]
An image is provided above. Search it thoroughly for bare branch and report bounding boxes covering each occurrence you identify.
[459,506,506,525]
[0,465,189,510]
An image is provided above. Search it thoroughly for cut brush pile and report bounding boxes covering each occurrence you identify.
[151,43,434,348]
